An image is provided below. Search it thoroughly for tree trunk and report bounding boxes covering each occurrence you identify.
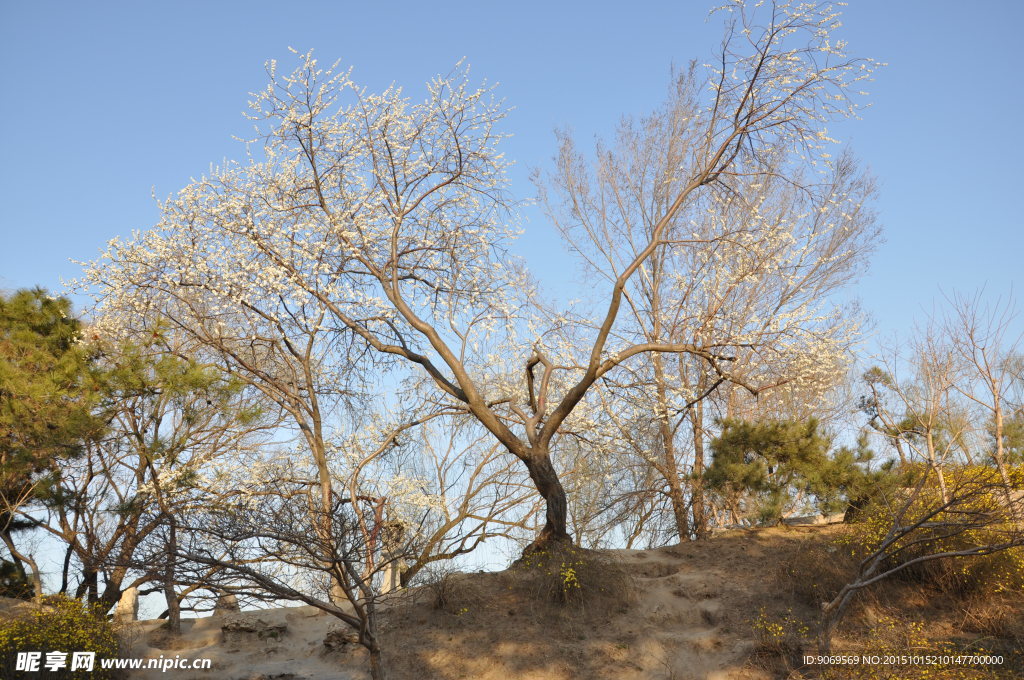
[666,478,690,542]
[992,406,1015,510]
[16,552,44,602]
[28,560,43,601]
[76,567,99,602]
[360,607,386,680]
[690,402,708,539]
[305,420,348,605]
[817,586,856,655]
[523,451,571,551]
[367,642,385,680]
[114,586,139,623]
[1,531,43,600]
[653,353,689,541]
[164,520,181,635]
[925,431,948,504]
[60,545,73,594]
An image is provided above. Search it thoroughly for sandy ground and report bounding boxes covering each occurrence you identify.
[124,527,831,680]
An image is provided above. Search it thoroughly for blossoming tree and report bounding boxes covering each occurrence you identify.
[82,0,878,552]
[538,69,879,540]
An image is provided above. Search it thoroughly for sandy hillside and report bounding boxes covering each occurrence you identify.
[126,527,830,680]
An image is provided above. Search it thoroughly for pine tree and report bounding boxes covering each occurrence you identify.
[0,288,103,592]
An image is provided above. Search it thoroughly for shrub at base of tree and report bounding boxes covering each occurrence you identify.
[510,543,635,611]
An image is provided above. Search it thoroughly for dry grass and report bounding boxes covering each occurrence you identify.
[957,594,1024,643]
[419,564,462,614]
[775,538,857,609]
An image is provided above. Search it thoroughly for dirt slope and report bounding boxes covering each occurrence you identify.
[127,527,829,680]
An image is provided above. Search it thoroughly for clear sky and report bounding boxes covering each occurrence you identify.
[1,0,1022,339]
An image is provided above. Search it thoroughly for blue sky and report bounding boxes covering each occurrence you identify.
[1,0,1021,339]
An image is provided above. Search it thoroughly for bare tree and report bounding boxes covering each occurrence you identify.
[861,327,974,504]
[162,407,532,680]
[944,291,1023,504]
[539,84,878,540]
[175,477,394,678]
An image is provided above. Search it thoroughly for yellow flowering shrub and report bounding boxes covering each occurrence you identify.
[752,607,809,657]
[0,595,124,680]
[839,464,1024,599]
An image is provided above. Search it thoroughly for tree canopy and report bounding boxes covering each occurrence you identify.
[705,418,875,523]
[0,288,104,594]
